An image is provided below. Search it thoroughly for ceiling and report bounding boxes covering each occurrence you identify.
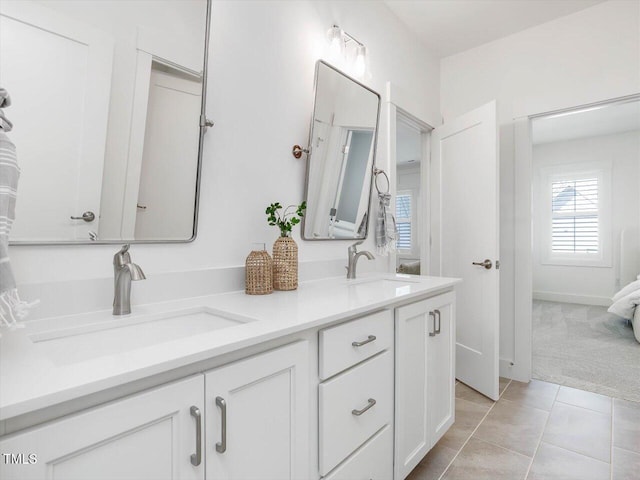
[532,99,640,145]
[384,0,606,58]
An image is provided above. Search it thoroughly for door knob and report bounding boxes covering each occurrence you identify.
[472,259,492,269]
[70,211,95,222]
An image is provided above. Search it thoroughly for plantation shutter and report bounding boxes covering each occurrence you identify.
[551,178,599,254]
[396,193,412,250]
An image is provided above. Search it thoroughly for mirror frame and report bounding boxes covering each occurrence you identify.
[301,60,382,242]
[9,0,212,246]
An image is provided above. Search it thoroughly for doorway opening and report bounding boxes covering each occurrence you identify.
[391,109,431,277]
[395,114,426,274]
[529,97,640,402]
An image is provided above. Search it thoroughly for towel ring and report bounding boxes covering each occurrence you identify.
[373,167,390,194]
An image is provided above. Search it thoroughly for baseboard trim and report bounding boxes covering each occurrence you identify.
[532,291,611,307]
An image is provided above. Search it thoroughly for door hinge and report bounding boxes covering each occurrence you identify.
[496,260,500,270]
[200,115,214,128]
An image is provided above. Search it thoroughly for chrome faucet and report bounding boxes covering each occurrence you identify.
[113,245,146,315]
[346,240,375,279]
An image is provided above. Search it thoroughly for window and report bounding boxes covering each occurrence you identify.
[396,192,412,251]
[551,178,599,254]
[539,162,611,267]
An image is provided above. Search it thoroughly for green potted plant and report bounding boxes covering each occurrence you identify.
[266,201,306,290]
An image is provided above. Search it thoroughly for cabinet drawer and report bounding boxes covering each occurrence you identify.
[319,310,392,380]
[322,425,393,480]
[319,350,393,475]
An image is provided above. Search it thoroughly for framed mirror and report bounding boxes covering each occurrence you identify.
[0,0,211,244]
[302,61,381,240]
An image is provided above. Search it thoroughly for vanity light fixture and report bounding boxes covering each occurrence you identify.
[325,24,369,79]
[327,25,345,61]
[353,44,367,78]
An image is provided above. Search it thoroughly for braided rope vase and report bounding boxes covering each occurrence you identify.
[272,236,298,291]
[245,248,273,295]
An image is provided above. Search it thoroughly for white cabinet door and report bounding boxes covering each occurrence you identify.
[205,341,309,480]
[427,291,456,445]
[0,376,204,480]
[395,293,456,480]
[394,298,430,480]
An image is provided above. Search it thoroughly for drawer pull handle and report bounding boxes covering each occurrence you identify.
[190,406,202,466]
[429,311,436,337]
[352,398,376,416]
[352,335,376,347]
[434,309,441,335]
[215,396,227,453]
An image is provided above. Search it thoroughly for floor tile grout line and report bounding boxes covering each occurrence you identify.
[610,398,614,480]
[522,383,561,480]
[554,398,613,415]
[470,436,535,460]
[612,444,640,456]
[436,379,512,480]
[498,396,554,415]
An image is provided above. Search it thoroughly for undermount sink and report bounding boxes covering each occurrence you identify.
[344,276,420,287]
[29,307,254,365]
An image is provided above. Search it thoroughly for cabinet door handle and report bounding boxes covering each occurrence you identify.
[215,396,227,453]
[428,311,436,337]
[352,335,376,347]
[352,398,376,416]
[190,406,202,466]
[435,309,441,335]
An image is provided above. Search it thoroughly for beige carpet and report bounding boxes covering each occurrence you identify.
[532,300,640,402]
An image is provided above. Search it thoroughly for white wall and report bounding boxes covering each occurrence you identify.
[11,0,440,285]
[532,131,640,304]
[440,0,640,370]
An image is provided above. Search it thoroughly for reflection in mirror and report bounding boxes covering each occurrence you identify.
[0,0,209,244]
[302,61,381,240]
[395,115,424,275]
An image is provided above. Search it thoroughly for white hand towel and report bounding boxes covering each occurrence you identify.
[375,193,397,256]
[0,131,36,333]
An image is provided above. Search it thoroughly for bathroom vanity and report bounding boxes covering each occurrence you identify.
[0,274,459,480]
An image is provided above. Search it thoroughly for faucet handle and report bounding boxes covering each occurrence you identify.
[114,244,132,267]
[349,240,364,253]
[117,244,130,255]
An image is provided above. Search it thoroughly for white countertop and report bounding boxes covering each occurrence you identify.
[0,273,459,421]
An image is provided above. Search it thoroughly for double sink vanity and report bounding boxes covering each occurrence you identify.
[1,1,461,478]
[0,273,459,479]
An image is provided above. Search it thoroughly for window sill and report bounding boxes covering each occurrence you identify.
[540,256,612,268]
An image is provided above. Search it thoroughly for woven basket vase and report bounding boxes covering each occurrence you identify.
[272,236,298,291]
[245,249,273,295]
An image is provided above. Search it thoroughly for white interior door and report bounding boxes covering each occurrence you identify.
[431,101,500,400]
[0,1,113,242]
[134,66,201,240]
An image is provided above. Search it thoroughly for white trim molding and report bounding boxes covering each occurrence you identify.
[532,291,611,307]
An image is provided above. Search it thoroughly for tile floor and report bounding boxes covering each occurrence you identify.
[407,378,640,480]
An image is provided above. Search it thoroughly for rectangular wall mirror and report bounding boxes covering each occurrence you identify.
[302,61,381,240]
[0,0,210,244]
